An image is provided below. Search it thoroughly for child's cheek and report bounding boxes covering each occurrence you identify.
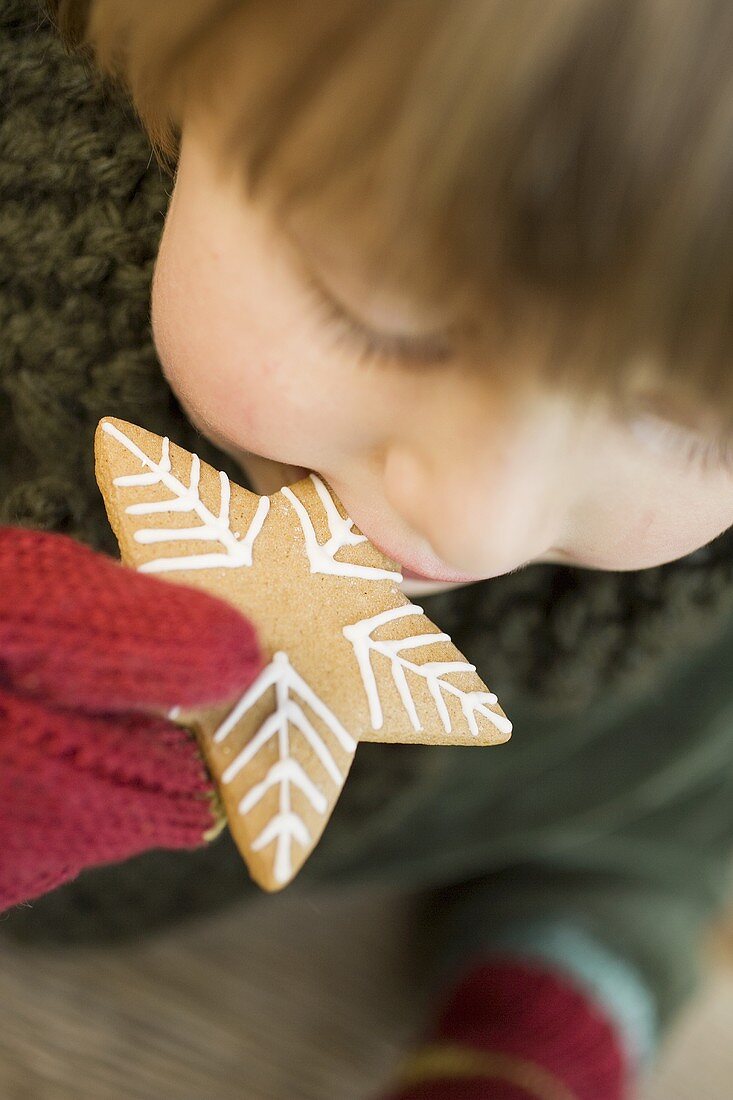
[194,353,324,475]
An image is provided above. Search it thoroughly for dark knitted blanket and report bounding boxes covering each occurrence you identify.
[2,0,733,943]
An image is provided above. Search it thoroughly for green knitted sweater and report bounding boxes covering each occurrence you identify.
[3,0,733,948]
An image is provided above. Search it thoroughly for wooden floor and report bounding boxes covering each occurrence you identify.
[1,886,731,1099]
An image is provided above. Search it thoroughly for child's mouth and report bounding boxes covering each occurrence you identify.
[365,533,482,584]
[237,453,481,583]
[401,564,455,581]
[387,557,481,584]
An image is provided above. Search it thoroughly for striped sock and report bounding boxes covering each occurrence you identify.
[380,957,628,1099]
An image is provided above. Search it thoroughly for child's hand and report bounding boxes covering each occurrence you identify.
[0,527,264,913]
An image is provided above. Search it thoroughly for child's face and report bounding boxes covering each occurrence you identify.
[150,118,733,590]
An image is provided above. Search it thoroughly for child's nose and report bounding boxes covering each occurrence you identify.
[383,443,559,578]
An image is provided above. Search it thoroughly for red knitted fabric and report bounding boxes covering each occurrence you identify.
[382,958,628,1100]
[0,527,265,912]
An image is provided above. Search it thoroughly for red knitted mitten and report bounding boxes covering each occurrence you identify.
[382,958,628,1100]
[0,526,264,912]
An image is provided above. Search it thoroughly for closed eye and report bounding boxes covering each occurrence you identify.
[627,411,733,475]
[292,248,456,370]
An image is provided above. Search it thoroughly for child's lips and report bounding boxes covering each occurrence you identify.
[401,564,457,581]
[394,560,482,584]
[366,535,482,584]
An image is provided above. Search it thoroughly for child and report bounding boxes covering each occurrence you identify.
[3,1,733,1096]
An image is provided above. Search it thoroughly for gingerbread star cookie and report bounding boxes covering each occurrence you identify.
[95,417,512,891]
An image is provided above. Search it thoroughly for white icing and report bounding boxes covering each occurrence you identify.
[282,474,402,582]
[102,420,269,572]
[251,813,310,865]
[103,420,510,881]
[213,651,356,885]
[343,603,513,737]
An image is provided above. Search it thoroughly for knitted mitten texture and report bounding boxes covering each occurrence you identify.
[0,527,264,912]
[383,958,627,1100]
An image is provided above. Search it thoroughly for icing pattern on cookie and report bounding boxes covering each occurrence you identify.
[96,416,512,891]
[282,475,403,582]
[343,604,514,737]
[212,651,357,885]
[102,421,269,572]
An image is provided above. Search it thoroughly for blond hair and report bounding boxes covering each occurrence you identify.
[47,0,733,426]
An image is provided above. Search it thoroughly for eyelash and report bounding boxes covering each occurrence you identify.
[632,416,733,475]
[297,255,733,477]
[299,266,454,369]
[683,435,733,474]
